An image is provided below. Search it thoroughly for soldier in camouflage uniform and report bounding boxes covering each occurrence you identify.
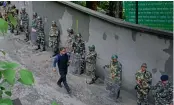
[20,7,29,41]
[49,21,60,57]
[72,33,86,74]
[85,45,97,84]
[14,9,20,35]
[103,55,122,99]
[66,28,75,54]
[9,5,16,33]
[36,16,45,51]
[135,63,152,105]
[151,75,173,105]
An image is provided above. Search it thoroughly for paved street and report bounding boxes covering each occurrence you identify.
[0,32,138,105]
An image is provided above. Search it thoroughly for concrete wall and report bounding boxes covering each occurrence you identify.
[13,1,173,95]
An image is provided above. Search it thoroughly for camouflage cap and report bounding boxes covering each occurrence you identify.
[37,16,42,21]
[111,54,118,59]
[12,4,16,8]
[76,33,82,38]
[52,21,56,25]
[141,63,147,68]
[21,7,25,11]
[67,28,73,34]
[160,75,168,81]
[33,12,37,16]
[91,45,95,50]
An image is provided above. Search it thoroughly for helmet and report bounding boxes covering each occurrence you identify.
[21,7,25,11]
[141,63,147,68]
[37,16,42,22]
[91,45,95,50]
[52,21,56,25]
[12,5,15,9]
[111,54,118,59]
[33,12,37,17]
[67,28,73,34]
[76,33,82,38]
[141,79,148,89]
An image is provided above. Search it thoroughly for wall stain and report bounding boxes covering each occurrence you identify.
[132,31,137,42]
[152,68,157,74]
[67,7,90,42]
[103,32,107,40]
[163,40,173,79]
[114,34,119,40]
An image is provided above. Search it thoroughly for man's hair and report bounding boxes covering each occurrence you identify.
[59,47,65,51]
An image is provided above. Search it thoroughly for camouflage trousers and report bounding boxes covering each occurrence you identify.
[136,91,149,105]
[86,63,96,80]
[37,32,45,48]
[22,22,29,39]
[154,97,172,105]
[49,36,59,55]
[105,79,121,100]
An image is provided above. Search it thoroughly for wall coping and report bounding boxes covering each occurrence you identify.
[58,1,173,39]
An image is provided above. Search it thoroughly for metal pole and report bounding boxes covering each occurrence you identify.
[135,1,138,24]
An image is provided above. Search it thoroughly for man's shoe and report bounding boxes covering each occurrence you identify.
[67,89,71,94]
[57,82,62,88]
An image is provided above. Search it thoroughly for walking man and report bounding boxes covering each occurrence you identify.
[53,47,71,94]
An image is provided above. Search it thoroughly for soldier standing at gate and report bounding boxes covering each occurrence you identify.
[103,55,122,99]
[72,33,86,74]
[135,63,152,105]
[20,7,29,41]
[85,45,97,84]
[35,16,45,51]
[49,21,60,57]
[151,75,173,105]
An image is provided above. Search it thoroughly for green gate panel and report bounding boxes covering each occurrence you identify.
[124,1,173,31]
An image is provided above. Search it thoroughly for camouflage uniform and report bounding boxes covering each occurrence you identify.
[20,7,29,41]
[14,9,20,35]
[85,45,97,84]
[72,33,86,74]
[135,63,152,105]
[9,5,16,33]
[66,28,75,53]
[36,16,45,51]
[49,21,60,57]
[31,12,38,30]
[104,55,122,99]
[151,75,173,105]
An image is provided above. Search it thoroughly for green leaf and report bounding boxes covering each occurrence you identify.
[0,18,8,34]
[0,98,13,105]
[2,69,16,85]
[0,71,2,79]
[8,14,17,27]
[0,50,6,56]
[18,69,34,85]
[0,62,19,70]
[0,86,5,90]
[5,91,12,96]
[51,101,59,105]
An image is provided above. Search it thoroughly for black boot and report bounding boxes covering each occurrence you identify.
[137,103,141,105]
[116,90,120,99]
[42,46,46,51]
[35,45,40,50]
